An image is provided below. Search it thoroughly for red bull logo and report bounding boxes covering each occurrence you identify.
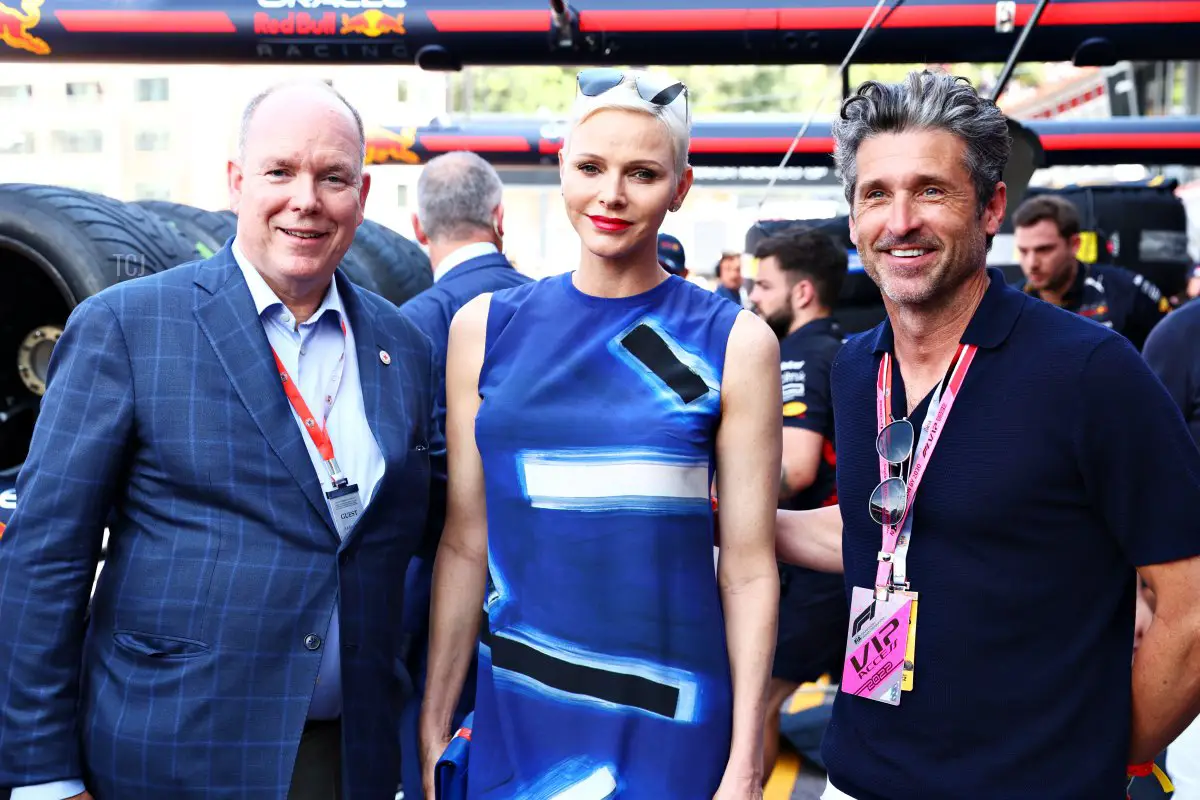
[366,127,419,165]
[340,10,404,37]
[0,0,50,56]
[254,11,336,35]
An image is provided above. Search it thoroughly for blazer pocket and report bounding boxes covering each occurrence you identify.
[113,630,211,659]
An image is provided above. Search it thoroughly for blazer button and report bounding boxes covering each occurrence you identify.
[304,634,322,651]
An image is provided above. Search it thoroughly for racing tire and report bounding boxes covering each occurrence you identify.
[338,243,387,297]
[137,199,237,259]
[0,183,199,471]
[349,219,432,306]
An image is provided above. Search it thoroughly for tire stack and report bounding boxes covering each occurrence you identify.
[0,183,431,474]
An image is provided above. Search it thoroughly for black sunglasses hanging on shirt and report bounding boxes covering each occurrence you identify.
[870,418,916,527]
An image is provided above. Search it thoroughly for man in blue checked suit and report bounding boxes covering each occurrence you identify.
[0,80,441,800]
[396,151,530,799]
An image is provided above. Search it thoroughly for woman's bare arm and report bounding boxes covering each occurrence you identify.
[714,311,783,790]
[418,293,492,794]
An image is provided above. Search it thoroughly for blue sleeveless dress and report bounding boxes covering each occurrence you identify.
[468,272,742,799]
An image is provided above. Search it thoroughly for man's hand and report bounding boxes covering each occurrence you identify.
[713,765,764,800]
[67,793,94,800]
[420,728,452,799]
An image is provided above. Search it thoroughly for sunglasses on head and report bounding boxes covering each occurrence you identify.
[576,68,689,116]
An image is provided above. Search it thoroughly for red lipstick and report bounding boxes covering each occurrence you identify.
[588,215,633,232]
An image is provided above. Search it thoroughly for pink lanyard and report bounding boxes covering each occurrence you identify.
[874,343,977,594]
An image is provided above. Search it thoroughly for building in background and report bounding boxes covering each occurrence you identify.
[0,63,855,281]
[0,62,447,243]
[6,62,1191,281]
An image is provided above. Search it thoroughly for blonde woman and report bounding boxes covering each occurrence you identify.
[421,69,781,799]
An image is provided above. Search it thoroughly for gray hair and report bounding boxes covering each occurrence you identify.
[238,79,367,172]
[832,70,1011,215]
[416,151,504,241]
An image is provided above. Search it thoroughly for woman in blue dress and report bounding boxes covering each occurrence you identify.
[421,69,781,800]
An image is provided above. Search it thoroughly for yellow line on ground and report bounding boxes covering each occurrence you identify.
[765,751,801,800]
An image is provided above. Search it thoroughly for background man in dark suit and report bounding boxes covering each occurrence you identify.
[397,150,529,799]
[0,79,440,800]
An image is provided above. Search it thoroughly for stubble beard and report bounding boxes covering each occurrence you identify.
[1043,255,1077,295]
[865,226,988,313]
[764,305,794,340]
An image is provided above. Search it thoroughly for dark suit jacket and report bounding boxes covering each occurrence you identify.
[0,244,440,799]
[398,251,529,633]
[400,251,531,439]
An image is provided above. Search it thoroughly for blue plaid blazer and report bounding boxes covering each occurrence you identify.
[0,244,441,799]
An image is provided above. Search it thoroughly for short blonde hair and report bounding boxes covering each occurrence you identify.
[564,69,691,176]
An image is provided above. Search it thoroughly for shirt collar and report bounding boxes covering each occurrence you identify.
[232,237,344,329]
[871,267,1024,354]
[434,242,499,283]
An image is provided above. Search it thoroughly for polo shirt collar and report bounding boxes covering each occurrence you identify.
[871,267,1023,354]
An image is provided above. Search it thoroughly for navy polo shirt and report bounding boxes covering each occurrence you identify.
[779,316,843,512]
[1143,298,1200,447]
[822,268,1200,799]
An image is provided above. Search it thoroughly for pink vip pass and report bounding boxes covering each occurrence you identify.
[842,586,911,706]
[841,343,977,707]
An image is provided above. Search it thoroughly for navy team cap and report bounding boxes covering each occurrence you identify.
[657,233,686,275]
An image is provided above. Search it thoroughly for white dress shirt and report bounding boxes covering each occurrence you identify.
[433,241,499,283]
[233,240,385,721]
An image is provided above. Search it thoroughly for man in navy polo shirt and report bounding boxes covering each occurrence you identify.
[774,70,1200,800]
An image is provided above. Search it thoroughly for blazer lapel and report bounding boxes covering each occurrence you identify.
[338,273,408,544]
[193,248,339,541]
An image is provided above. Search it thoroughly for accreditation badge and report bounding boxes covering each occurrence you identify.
[326,482,363,539]
[841,586,912,706]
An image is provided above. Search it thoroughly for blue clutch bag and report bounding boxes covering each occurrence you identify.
[435,711,474,800]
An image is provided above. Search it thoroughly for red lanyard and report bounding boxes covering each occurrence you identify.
[271,317,349,488]
[874,342,977,594]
